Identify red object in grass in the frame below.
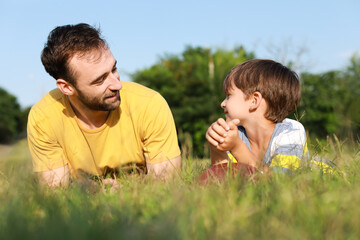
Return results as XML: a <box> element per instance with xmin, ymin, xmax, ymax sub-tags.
<box><xmin>196</xmin><ymin>162</ymin><xmax>256</xmax><ymax>185</ymax></box>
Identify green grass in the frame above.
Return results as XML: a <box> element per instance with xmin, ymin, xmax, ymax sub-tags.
<box><xmin>0</xmin><ymin>138</ymin><xmax>359</xmax><ymax>239</ymax></box>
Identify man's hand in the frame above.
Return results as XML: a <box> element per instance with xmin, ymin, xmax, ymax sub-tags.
<box><xmin>102</xmin><ymin>178</ymin><xmax>120</xmax><ymax>194</ymax></box>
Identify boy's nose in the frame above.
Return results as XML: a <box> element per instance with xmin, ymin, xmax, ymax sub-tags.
<box><xmin>220</xmin><ymin>99</ymin><xmax>226</xmax><ymax>109</ymax></box>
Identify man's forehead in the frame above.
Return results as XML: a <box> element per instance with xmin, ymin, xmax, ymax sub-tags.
<box><xmin>72</xmin><ymin>47</ymin><xmax>111</xmax><ymax>64</ymax></box>
<box><xmin>67</xmin><ymin>47</ymin><xmax>114</xmax><ymax>81</ymax></box>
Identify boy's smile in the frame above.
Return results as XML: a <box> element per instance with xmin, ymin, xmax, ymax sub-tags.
<box><xmin>221</xmin><ymin>83</ymin><xmax>251</xmax><ymax>122</ymax></box>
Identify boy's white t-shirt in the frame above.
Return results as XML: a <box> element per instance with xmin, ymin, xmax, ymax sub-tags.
<box><xmin>230</xmin><ymin>118</ymin><xmax>308</xmax><ymax>173</ymax></box>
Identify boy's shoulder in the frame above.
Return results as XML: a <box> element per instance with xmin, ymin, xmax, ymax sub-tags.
<box><xmin>272</xmin><ymin>118</ymin><xmax>306</xmax><ymax>145</ymax></box>
<box><xmin>278</xmin><ymin>118</ymin><xmax>305</xmax><ymax>131</ymax></box>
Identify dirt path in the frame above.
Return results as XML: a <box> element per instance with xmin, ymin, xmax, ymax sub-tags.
<box><xmin>0</xmin><ymin>144</ymin><xmax>14</xmax><ymax>160</ymax></box>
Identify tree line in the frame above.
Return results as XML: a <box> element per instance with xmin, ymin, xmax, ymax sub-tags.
<box><xmin>1</xmin><ymin>46</ymin><xmax>359</xmax><ymax>158</ymax></box>
<box><xmin>0</xmin><ymin>88</ymin><xmax>30</xmax><ymax>143</ymax></box>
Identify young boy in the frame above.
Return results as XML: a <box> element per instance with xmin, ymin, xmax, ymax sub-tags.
<box><xmin>206</xmin><ymin>59</ymin><xmax>307</xmax><ymax>173</ymax></box>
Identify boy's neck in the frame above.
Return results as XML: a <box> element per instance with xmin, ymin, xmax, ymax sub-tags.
<box><xmin>243</xmin><ymin>118</ymin><xmax>276</xmax><ymax>159</ymax></box>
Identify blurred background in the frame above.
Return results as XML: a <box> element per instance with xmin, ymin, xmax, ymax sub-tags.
<box><xmin>0</xmin><ymin>0</ymin><xmax>359</xmax><ymax>156</ymax></box>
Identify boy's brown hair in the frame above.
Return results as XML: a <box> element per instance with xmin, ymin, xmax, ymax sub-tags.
<box><xmin>223</xmin><ymin>59</ymin><xmax>301</xmax><ymax>123</ymax></box>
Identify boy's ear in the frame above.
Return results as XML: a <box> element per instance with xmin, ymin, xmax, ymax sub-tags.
<box><xmin>249</xmin><ymin>91</ymin><xmax>263</xmax><ymax>111</ymax></box>
<box><xmin>56</xmin><ymin>79</ymin><xmax>76</xmax><ymax>96</ymax></box>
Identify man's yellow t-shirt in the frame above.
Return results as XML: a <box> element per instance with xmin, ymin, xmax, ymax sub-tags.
<box><xmin>27</xmin><ymin>81</ymin><xmax>181</xmax><ymax>177</ymax></box>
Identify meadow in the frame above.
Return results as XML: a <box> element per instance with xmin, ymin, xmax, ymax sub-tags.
<box><xmin>0</xmin><ymin>137</ymin><xmax>359</xmax><ymax>240</ymax></box>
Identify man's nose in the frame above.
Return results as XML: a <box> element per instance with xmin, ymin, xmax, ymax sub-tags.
<box><xmin>109</xmin><ymin>73</ymin><xmax>122</xmax><ymax>91</ymax></box>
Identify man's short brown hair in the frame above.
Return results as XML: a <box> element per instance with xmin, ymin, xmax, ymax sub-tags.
<box><xmin>41</xmin><ymin>23</ymin><xmax>108</xmax><ymax>86</ymax></box>
<box><xmin>223</xmin><ymin>59</ymin><xmax>301</xmax><ymax>123</ymax></box>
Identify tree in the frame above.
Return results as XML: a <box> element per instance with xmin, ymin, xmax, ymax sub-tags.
<box><xmin>341</xmin><ymin>53</ymin><xmax>360</xmax><ymax>139</ymax></box>
<box><xmin>0</xmin><ymin>88</ymin><xmax>22</xmax><ymax>143</ymax></box>
<box><xmin>298</xmin><ymin>54</ymin><xmax>360</xmax><ymax>140</ymax></box>
<box><xmin>132</xmin><ymin>46</ymin><xmax>254</xmax><ymax>157</ymax></box>
<box><xmin>298</xmin><ymin>71</ymin><xmax>343</xmax><ymax>138</ymax></box>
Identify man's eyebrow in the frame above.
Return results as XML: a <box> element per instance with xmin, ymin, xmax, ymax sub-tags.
<box><xmin>90</xmin><ymin>60</ymin><xmax>117</xmax><ymax>85</ymax></box>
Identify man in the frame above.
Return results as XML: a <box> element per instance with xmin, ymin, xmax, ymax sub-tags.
<box><xmin>27</xmin><ymin>23</ymin><xmax>181</xmax><ymax>187</ymax></box>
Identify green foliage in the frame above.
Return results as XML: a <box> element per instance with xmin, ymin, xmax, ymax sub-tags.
<box><xmin>17</xmin><ymin>106</ymin><xmax>31</xmax><ymax>136</ymax></box>
<box><xmin>132</xmin><ymin>46</ymin><xmax>254</xmax><ymax>157</ymax></box>
<box><xmin>0</xmin><ymin>88</ymin><xmax>22</xmax><ymax>143</ymax></box>
<box><xmin>1</xmin><ymin>139</ymin><xmax>360</xmax><ymax>239</ymax></box>
<box><xmin>0</xmin><ymin>88</ymin><xmax>31</xmax><ymax>143</ymax></box>
<box><xmin>343</xmin><ymin>53</ymin><xmax>360</xmax><ymax>138</ymax></box>
<box><xmin>298</xmin><ymin>71</ymin><xmax>342</xmax><ymax>137</ymax></box>
<box><xmin>298</xmin><ymin>53</ymin><xmax>360</xmax><ymax>139</ymax></box>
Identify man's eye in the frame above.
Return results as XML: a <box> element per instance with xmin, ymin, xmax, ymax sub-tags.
<box><xmin>96</xmin><ymin>77</ymin><xmax>106</xmax><ymax>84</ymax></box>
<box><xmin>112</xmin><ymin>67</ymin><xmax>117</xmax><ymax>73</ymax></box>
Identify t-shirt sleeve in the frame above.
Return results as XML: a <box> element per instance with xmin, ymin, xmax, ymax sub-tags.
<box><xmin>140</xmin><ymin>93</ymin><xmax>181</xmax><ymax>164</ymax></box>
<box><xmin>27</xmin><ymin>107</ymin><xmax>68</xmax><ymax>172</ymax></box>
<box><xmin>268</xmin><ymin>121</ymin><xmax>307</xmax><ymax>172</ymax></box>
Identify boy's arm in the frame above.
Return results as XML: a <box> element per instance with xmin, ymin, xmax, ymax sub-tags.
<box><xmin>209</xmin><ymin>144</ymin><xmax>229</xmax><ymax>165</ymax></box>
<box><xmin>225</xmin><ymin>137</ymin><xmax>258</xmax><ymax>167</ymax></box>
<box><xmin>206</xmin><ymin>118</ymin><xmax>230</xmax><ymax>165</ymax></box>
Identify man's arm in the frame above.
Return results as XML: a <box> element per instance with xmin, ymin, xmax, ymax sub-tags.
<box><xmin>140</xmin><ymin>93</ymin><xmax>181</xmax><ymax>180</ymax></box>
<box><xmin>37</xmin><ymin>165</ymin><xmax>70</xmax><ymax>187</ymax></box>
<box><xmin>146</xmin><ymin>155</ymin><xmax>181</xmax><ymax>180</ymax></box>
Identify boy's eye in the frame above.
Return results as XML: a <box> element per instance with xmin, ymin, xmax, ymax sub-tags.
<box><xmin>112</xmin><ymin>67</ymin><xmax>117</xmax><ymax>73</ymax></box>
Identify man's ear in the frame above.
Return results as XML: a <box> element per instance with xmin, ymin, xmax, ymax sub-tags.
<box><xmin>56</xmin><ymin>79</ymin><xmax>75</xmax><ymax>96</ymax></box>
<box><xmin>249</xmin><ymin>91</ymin><xmax>263</xmax><ymax>111</ymax></box>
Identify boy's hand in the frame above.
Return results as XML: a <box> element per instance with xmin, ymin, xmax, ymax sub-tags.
<box><xmin>206</xmin><ymin>118</ymin><xmax>240</xmax><ymax>152</ymax></box>
<box><xmin>217</xmin><ymin>119</ymin><xmax>240</xmax><ymax>152</ymax></box>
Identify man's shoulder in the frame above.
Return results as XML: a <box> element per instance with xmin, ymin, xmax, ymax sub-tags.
<box><xmin>32</xmin><ymin>88</ymin><xmax>64</xmax><ymax>108</ymax></box>
<box><xmin>122</xmin><ymin>81</ymin><xmax>159</xmax><ymax>98</ymax></box>
<box><xmin>120</xmin><ymin>81</ymin><xmax>167</xmax><ymax>111</ymax></box>
<box><xmin>30</xmin><ymin>88</ymin><xmax>66</xmax><ymax>119</ymax></box>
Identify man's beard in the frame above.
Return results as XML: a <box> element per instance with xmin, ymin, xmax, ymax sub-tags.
<box><xmin>76</xmin><ymin>89</ymin><xmax>121</xmax><ymax>111</ymax></box>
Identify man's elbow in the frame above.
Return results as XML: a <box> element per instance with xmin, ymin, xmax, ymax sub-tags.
<box><xmin>36</xmin><ymin>165</ymin><xmax>70</xmax><ymax>187</ymax></box>
<box><xmin>147</xmin><ymin>155</ymin><xmax>181</xmax><ymax>180</ymax></box>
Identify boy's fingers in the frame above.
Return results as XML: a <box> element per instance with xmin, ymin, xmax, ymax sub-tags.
<box><xmin>207</xmin><ymin>128</ymin><xmax>224</xmax><ymax>143</ymax></box>
<box><xmin>231</xmin><ymin>119</ymin><xmax>240</xmax><ymax>126</ymax></box>
<box><xmin>216</xmin><ymin>118</ymin><xmax>230</xmax><ymax>131</ymax></box>
<box><xmin>206</xmin><ymin>131</ymin><xmax>221</xmax><ymax>146</ymax></box>
<box><xmin>211</xmin><ymin>122</ymin><xmax>228</xmax><ymax>137</ymax></box>
<box><xmin>227</xmin><ymin>119</ymin><xmax>240</xmax><ymax>130</ymax></box>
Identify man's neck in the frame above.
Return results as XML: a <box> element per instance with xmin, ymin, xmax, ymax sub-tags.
<box><xmin>68</xmin><ymin>97</ymin><xmax>110</xmax><ymax>129</ymax></box>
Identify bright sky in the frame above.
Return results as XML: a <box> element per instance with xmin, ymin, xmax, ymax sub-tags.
<box><xmin>0</xmin><ymin>0</ymin><xmax>359</xmax><ymax>108</ymax></box>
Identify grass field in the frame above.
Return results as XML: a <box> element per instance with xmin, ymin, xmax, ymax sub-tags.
<box><xmin>0</xmin><ymin>137</ymin><xmax>359</xmax><ymax>240</ymax></box>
